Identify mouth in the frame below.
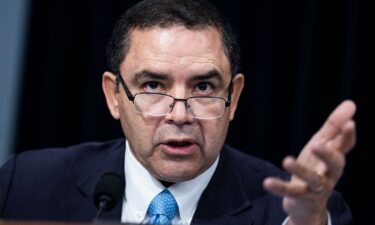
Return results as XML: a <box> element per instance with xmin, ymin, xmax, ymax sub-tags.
<box><xmin>167</xmin><ymin>141</ymin><xmax>193</xmax><ymax>147</ymax></box>
<box><xmin>160</xmin><ymin>139</ymin><xmax>198</xmax><ymax>156</ymax></box>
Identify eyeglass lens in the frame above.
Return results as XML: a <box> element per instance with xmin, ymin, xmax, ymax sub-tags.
<box><xmin>133</xmin><ymin>93</ymin><xmax>225</xmax><ymax>119</ymax></box>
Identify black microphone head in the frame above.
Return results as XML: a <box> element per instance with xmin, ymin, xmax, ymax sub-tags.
<box><xmin>94</xmin><ymin>173</ymin><xmax>125</xmax><ymax>211</ymax></box>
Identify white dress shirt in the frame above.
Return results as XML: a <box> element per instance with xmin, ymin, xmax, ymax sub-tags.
<box><xmin>121</xmin><ymin>140</ymin><xmax>218</xmax><ymax>224</ymax></box>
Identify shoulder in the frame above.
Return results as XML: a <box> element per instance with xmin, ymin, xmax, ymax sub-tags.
<box><xmin>221</xmin><ymin>144</ymin><xmax>288</xmax><ymax>179</ymax></box>
<box><xmin>0</xmin><ymin>138</ymin><xmax>125</xmax><ymax>180</ymax></box>
<box><xmin>209</xmin><ymin>144</ymin><xmax>289</xmax><ymax>202</ymax></box>
<box><xmin>0</xmin><ymin>139</ymin><xmax>126</xmax><ymax>219</ymax></box>
<box><xmin>198</xmin><ymin>144</ymin><xmax>288</xmax><ymax>222</ymax></box>
<box><xmin>217</xmin><ymin>144</ymin><xmax>289</xmax><ymax>202</ymax></box>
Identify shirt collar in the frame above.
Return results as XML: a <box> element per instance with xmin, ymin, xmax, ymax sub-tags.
<box><xmin>124</xmin><ymin>140</ymin><xmax>219</xmax><ymax>224</ymax></box>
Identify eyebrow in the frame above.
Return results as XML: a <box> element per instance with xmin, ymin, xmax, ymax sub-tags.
<box><xmin>132</xmin><ymin>69</ymin><xmax>224</xmax><ymax>84</ymax></box>
<box><xmin>189</xmin><ymin>70</ymin><xmax>223</xmax><ymax>83</ymax></box>
<box><xmin>134</xmin><ymin>70</ymin><xmax>169</xmax><ymax>83</ymax></box>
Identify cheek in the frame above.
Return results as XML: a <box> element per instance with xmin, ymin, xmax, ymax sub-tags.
<box><xmin>119</xmin><ymin>103</ymin><xmax>161</xmax><ymax>156</ymax></box>
<box><xmin>200</xmin><ymin>116</ymin><xmax>230</xmax><ymax>155</ymax></box>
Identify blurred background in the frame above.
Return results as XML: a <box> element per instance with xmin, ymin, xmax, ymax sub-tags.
<box><xmin>0</xmin><ymin>0</ymin><xmax>373</xmax><ymax>223</ymax></box>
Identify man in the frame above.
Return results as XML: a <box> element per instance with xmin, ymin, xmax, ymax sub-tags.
<box><xmin>0</xmin><ymin>0</ymin><xmax>355</xmax><ymax>224</ymax></box>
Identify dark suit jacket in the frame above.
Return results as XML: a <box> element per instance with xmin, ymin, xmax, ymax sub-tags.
<box><xmin>0</xmin><ymin>139</ymin><xmax>352</xmax><ymax>224</ymax></box>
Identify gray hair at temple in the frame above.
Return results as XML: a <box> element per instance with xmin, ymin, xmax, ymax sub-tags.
<box><xmin>106</xmin><ymin>0</ymin><xmax>241</xmax><ymax>76</ymax></box>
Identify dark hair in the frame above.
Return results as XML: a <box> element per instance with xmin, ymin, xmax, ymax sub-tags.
<box><xmin>106</xmin><ymin>0</ymin><xmax>240</xmax><ymax>75</ymax></box>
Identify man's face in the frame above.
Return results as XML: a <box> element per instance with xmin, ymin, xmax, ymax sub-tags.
<box><xmin>103</xmin><ymin>26</ymin><xmax>244</xmax><ymax>183</ymax></box>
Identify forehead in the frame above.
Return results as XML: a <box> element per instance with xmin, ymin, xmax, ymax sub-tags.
<box><xmin>120</xmin><ymin>26</ymin><xmax>231</xmax><ymax>81</ymax></box>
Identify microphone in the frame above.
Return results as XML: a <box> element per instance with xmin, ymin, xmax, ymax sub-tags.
<box><xmin>93</xmin><ymin>173</ymin><xmax>125</xmax><ymax>221</ymax></box>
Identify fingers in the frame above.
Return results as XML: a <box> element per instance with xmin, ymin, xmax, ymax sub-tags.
<box><xmin>264</xmin><ymin>145</ymin><xmax>341</xmax><ymax>198</ymax></box>
<box><xmin>264</xmin><ymin>158</ymin><xmax>322</xmax><ymax>197</ymax></box>
<box><xmin>296</xmin><ymin>101</ymin><xmax>356</xmax><ymax>168</ymax></box>
<box><xmin>314</xmin><ymin>120</ymin><xmax>356</xmax><ymax>157</ymax></box>
<box><xmin>263</xmin><ymin>172</ymin><xmax>326</xmax><ymax>198</ymax></box>
<box><xmin>282</xmin><ymin>156</ymin><xmax>327</xmax><ymax>193</ymax></box>
<box><xmin>313</xmin><ymin>100</ymin><xmax>356</xmax><ymax>143</ymax></box>
<box><xmin>263</xmin><ymin>176</ymin><xmax>308</xmax><ymax>197</ymax></box>
<box><xmin>312</xmin><ymin>171</ymin><xmax>326</xmax><ymax>193</ymax></box>
<box><xmin>313</xmin><ymin>148</ymin><xmax>342</xmax><ymax>178</ymax></box>
<box><xmin>310</xmin><ymin>120</ymin><xmax>356</xmax><ymax>179</ymax></box>
<box><xmin>264</xmin><ymin>139</ymin><xmax>348</xmax><ymax>199</ymax></box>
<box><xmin>328</xmin><ymin>120</ymin><xmax>356</xmax><ymax>154</ymax></box>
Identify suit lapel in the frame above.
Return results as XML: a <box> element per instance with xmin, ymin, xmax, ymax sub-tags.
<box><xmin>192</xmin><ymin>145</ymin><xmax>253</xmax><ymax>225</ymax></box>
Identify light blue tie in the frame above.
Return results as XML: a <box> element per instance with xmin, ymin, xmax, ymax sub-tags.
<box><xmin>146</xmin><ymin>189</ymin><xmax>178</xmax><ymax>225</ymax></box>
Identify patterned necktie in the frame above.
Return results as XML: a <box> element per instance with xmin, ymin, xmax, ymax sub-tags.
<box><xmin>146</xmin><ymin>189</ymin><xmax>178</xmax><ymax>225</ymax></box>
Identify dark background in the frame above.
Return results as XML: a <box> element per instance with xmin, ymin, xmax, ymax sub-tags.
<box><xmin>13</xmin><ymin>0</ymin><xmax>373</xmax><ymax>224</ymax></box>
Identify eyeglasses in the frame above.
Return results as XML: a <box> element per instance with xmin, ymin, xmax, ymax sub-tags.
<box><xmin>116</xmin><ymin>73</ymin><xmax>233</xmax><ymax>120</ymax></box>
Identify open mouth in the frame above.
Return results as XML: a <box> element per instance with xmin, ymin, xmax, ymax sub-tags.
<box><xmin>162</xmin><ymin>140</ymin><xmax>197</xmax><ymax>155</ymax></box>
<box><xmin>167</xmin><ymin>141</ymin><xmax>193</xmax><ymax>147</ymax></box>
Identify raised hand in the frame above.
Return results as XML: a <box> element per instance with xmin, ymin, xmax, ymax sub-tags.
<box><xmin>263</xmin><ymin>100</ymin><xmax>356</xmax><ymax>225</ymax></box>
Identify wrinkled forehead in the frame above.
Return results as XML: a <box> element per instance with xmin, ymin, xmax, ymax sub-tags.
<box><xmin>121</xmin><ymin>26</ymin><xmax>232</xmax><ymax>82</ymax></box>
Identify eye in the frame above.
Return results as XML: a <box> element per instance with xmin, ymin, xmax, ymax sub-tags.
<box><xmin>143</xmin><ymin>81</ymin><xmax>163</xmax><ymax>92</ymax></box>
<box><xmin>194</xmin><ymin>82</ymin><xmax>214</xmax><ymax>94</ymax></box>
<box><xmin>147</xmin><ymin>81</ymin><xmax>159</xmax><ymax>89</ymax></box>
<box><xmin>197</xmin><ymin>83</ymin><xmax>209</xmax><ymax>91</ymax></box>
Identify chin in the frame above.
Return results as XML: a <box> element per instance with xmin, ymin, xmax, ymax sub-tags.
<box><xmin>159</xmin><ymin>175</ymin><xmax>195</xmax><ymax>183</ymax></box>
<box><xmin>157</xmin><ymin>164</ymin><xmax>203</xmax><ymax>183</ymax></box>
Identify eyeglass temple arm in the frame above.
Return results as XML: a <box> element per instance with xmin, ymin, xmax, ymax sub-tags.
<box><xmin>225</xmin><ymin>81</ymin><xmax>233</xmax><ymax>107</ymax></box>
<box><xmin>116</xmin><ymin>72</ymin><xmax>135</xmax><ymax>101</ymax></box>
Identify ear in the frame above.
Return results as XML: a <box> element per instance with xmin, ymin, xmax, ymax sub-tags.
<box><xmin>229</xmin><ymin>73</ymin><xmax>245</xmax><ymax>120</ymax></box>
<box><xmin>102</xmin><ymin>71</ymin><xmax>120</xmax><ymax>120</ymax></box>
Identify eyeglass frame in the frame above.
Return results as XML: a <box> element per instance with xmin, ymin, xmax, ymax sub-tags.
<box><xmin>115</xmin><ymin>71</ymin><xmax>233</xmax><ymax>118</ymax></box>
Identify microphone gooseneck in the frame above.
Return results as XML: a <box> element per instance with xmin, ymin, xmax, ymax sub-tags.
<box><xmin>93</xmin><ymin>173</ymin><xmax>125</xmax><ymax>221</ymax></box>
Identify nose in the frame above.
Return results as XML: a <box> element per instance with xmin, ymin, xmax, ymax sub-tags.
<box><xmin>164</xmin><ymin>99</ymin><xmax>194</xmax><ymax>125</ymax></box>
